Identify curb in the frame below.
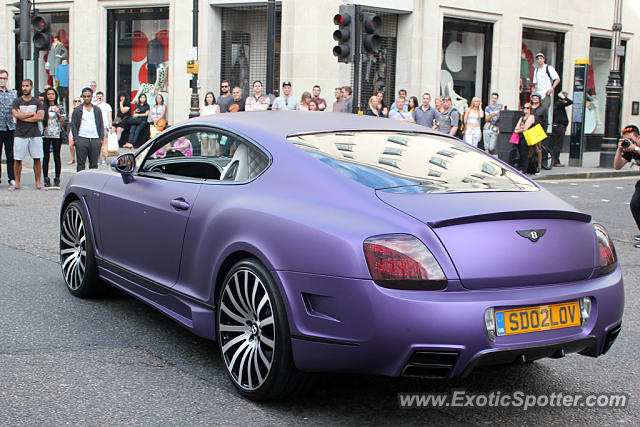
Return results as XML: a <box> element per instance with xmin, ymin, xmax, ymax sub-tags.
<box><xmin>533</xmin><ymin>170</ymin><xmax>639</xmax><ymax>181</ymax></box>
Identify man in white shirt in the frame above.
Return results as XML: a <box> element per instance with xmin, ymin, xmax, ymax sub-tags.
<box><xmin>95</xmin><ymin>91</ymin><xmax>112</xmax><ymax>165</ymax></box>
<box><xmin>272</xmin><ymin>81</ymin><xmax>300</xmax><ymax>110</ymax></box>
<box><xmin>71</xmin><ymin>87</ymin><xmax>104</xmax><ymax>171</ymax></box>
<box><xmin>532</xmin><ymin>53</ymin><xmax>560</xmax><ymax>109</ymax></box>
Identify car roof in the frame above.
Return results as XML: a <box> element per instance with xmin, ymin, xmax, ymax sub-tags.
<box><xmin>185</xmin><ymin>111</ymin><xmax>447</xmax><ymax>148</ymax></box>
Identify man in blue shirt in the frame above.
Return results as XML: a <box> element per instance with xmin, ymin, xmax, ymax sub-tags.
<box><xmin>413</xmin><ymin>93</ymin><xmax>439</xmax><ymax>128</ymax></box>
<box><xmin>390</xmin><ymin>88</ymin><xmax>408</xmax><ymax>113</ymax></box>
<box><xmin>0</xmin><ymin>69</ymin><xmax>16</xmax><ymax>186</ymax></box>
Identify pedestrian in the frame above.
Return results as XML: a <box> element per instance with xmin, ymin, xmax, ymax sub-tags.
<box><xmin>114</xmin><ymin>92</ymin><xmax>131</xmax><ymax>148</ymax></box>
<box><xmin>218</xmin><ymin>80</ymin><xmax>233</xmax><ymax>113</ymax></box>
<box><xmin>463</xmin><ymin>97</ymin><xmax>483</xmax><ymax>148</ymax></box>
<box><xmin>129</xmin><ymin>93</ymin><xmax>150</xmax><ymax>147</ymax></box>
<box><xmin>408</xmin><ymin>96</ymin><xmax>419</xmax><ymax>115</ymax></box>
<box><xmin>244</xmin><ymin>80</ymin><xmax>270</xmax><ymax>111</ymax></box>
<box><xmin>365</xmin><ymin>95</ymin><xmax>382</xmax><ymax>117</ymax></box>
<box><xmin>551</xmin><ymin>91</ymin><xmax>572</xmax><ymax>167</ymax></box>
<box><xmin>89</xmin><ymin>81</ymin><xmax>99</xmax><ymax>104</ymax></box>
<box><xmin>513</xmin><ymin>103</ymin><xmax>536</xmax><ymax>175</ymax></box>
<box><xmin>299</xmin><ymin>91</ymin><xmax>312</xmax><ymax>111</ymax></box>
<box><xmin>0</xmin><ymin>69</ymin><xmax>17</xmax><ymax>187</ymax></box>
<box><xmin>389</xmin><ymin>97</ymin><xmax>414</xmax><ymax>122</ymax></box>
<box><xmin>483</xmin><ymin>92</ymin><xmax>503</xmax><ymax>155</ymax></box>
<box><xmin>437</xmin><ymin>96</ymin><xmax>459</xmax><ymax>137</ymax></box>
<box><xmin>67</xmin><ymin>97</ymin><xmax>82</xmax><ymax>163</ymax></box>
<box><xmin>375</xmin><ymin>91</ymin><xmax>388</xmax><ymax>117</ymax></box>
<box><xmin>341</xmin><ymin>86</ymin><xmax>353</xmax><ymax>113</ymax></box>
<box><xmin>228</xmin><ymin>87</ymin><xmax>245</xmax><ymax>112</ymax></box>
<box><xmin>311</xmin><ymin>85</ymin><xmax>327</xmax><ymax>111</ymax></box>
<box><xmin>434</xmin><ymin>97</ymin><xmax>443</xmax><ymax>113</ymax></box>
<box><xmin>332</xmin><ymin>87</ymin><xmax>344</xmax><ymax>112</ymax></box>
<box><xmin>71</xmin><ymin>87</ymin><xmax>104</xmax><ymax>171</ymax></box>
<box><xmin>42</xmin><ymin>87</ymin><xmax>65</xmax><ymax>188</ymax></box>
<box><xmin>201</xmin><ymin>91</ymin><xmax>220</xmax><ymax>156</ymax></box>
<box><xmin>95</xmin><ymin>91</ymin><xmax>112</xmax><ymax>165</ymax></box>
<box><xmin>532</xmin><ymin>53</ymin><xmax>560</xmax><ymax>110</ymax></box>
<box><xmin>272</xmin><ymin>81</ymin><xmax>300</xmax><ymax>110</ymax></box>
<box><xmin>413</xmin><ymin>93</ymin><xmax>438</xmax><ymax>129</ymax></box>
<box><xmin>530</xmin><ymin>93</ymin><xmax>547</xmax><ymax>174</ymax></box>
<box><xmin>308</xmin><ymin>99</ymin><xmax>319</xmax><ymax>111</ymax></box>
<box><xmin>10</xmin><ymin>79</ymin><xmax>45</xmax><ymax>191</ymax></box>
<box><xmin>613</xmin><ymin>125</ymin><xmax>640</xmax><ymax>248</ymax></box>
<box><xmin>390</xmin><ymin>89</ymin><xmax>408</xmax><ymax>112</ymax></box>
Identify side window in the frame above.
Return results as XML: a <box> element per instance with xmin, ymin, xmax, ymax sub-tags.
<box><xmin>220</xmin><ymin>139</ymin><xmax>270</xmax><ymax>182</ymax></box>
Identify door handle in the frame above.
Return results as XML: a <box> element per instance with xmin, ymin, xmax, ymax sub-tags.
<box><xmin>170</xmin><ymin>198</ymin><xmax>190</xmax><ymax>210</ymax></box>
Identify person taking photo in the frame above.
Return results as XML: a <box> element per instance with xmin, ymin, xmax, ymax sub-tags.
<box><xmin>614</xmin><ymin>125</ymin><xmax>640</xmax><ymax>248</ymax></box>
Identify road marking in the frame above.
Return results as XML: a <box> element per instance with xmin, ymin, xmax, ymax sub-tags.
<box><xmin>616</xmin><ymin>187</ymin><xmax>624</xmax><ymax>189</ymax></box>
<box><xmin>593</xmin><ymin>184</ymin><xmax>600</xmax><ymax>188</ymax></box>
<box><xmin>571</xmin><ymin>195</ymin><xmax>579</xmax><ymax>198</ymax></box>
<box><xmin>570</xmin><ymin>183</ymin><xmax>578</xmax><ymax>186</ymax></box>
<box><xmin>601</xmin><ymin>199</ymin><xmax>610</xmax><ymax>202</ymax></box>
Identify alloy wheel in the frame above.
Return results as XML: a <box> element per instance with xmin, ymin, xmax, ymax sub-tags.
<box><xmin>219</xmin><ymin>268</ymin><xmax>275</xmax><ymax>391</ymax></box>
<box><xmin>60</xmin><ymin>205</ymin><xmax>87</xmax><ymax>291</ymax></box>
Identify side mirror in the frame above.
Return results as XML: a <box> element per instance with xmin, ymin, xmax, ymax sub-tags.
<box><xmin>111</xmin><ymin>153</ymin><xmax>136</xmax><ymax>184</ymax></box>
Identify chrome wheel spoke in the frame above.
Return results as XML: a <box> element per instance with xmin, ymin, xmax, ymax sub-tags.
<box><xmin>60</xmin><ymin>206</ymin><xmax>86</xmax><ymax>290</ymax></box>
<box><xmin>60</xmin><ymin>234</ymin><xmax>75</xmax><ymax>248</ymax></box>
<box><xmin>60</xmin><ymin>248</ymin><xmax>76</xmax><ymax>256</ymax></box>
<box><xmin>219</xmin><ymin>267</ymin><xmax>276</xmax><ymax>391</ymax></box>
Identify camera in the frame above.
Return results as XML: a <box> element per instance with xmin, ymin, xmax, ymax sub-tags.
<box><xmin>622</xmin><ymin>138</ymin><xmax>634</xmax><ymax>149</ymax></box>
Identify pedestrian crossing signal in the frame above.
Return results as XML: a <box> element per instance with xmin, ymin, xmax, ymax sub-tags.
<box><xmin>32</xmin><ymin>13</ymin><xmax>51</xmax><ymax>51</ymax></box>
<box><xmin>333</xmin><ymin>4</ymin><xmax>356</xmax><ymax>63</ymax></box>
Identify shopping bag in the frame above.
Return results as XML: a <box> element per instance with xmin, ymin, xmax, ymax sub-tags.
<box><xmin>107</xmin><ymin>131</ymin><xmax>120</xmax><ymax>156</ymax></box>
<box><xmin>509</xmin><ymin>132</ymin><xmax>519</xmax><ymax>144</ymax></box>
<box><xmin>149</xmin><ymin>124</ymin><xmax>158</xmax><ymax>139</ymax></box>
<box><xmin>523</xmin><ymin>123</ymin><xmax>547</xmax><ymax>146</ymax></box>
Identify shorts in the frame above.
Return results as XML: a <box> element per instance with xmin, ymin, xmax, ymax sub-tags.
<box><xmin>13</xmin><ymin>136</ymin><xmax>44</xmax><ymax>160</ymax></box>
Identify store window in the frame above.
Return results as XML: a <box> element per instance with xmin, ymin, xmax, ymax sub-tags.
<box><xmin>587</xmin><ymin>37</ymin><xmax>626</xmax><ymax>135</ymax></box>
<box><xmin>441</xmin><ymin>18</ymin><xmax>493</xmax><ymax>110</ymax></box>
<box><xmin>521</xmin><ymin>28</ymin><xmax>565</xmax><ymax>108</ymax></box>
<box><xmin>220</xmin><ymin>6</ymin><xmax>282</xmax><ymax>99</ymax></box>
<box><xmin>14</xmin><ymin>12</ymin><xmax>69</xmax><ymax>112</ymax></box>
<box><xmin>107</xmin><ymin>8</ymin><xmax>169</xmax><ymax>114</ymax></box>
<box><xmin>358</xmin><ymin>10</ymin><xmax>398</xmax><ymax>113</ymax></box>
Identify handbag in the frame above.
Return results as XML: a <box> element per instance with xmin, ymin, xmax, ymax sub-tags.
<box><xmin>107</xmin><ymin>131</ymin><xmax>120</xmax><ymax>155</ymax></box>
<box><xmin>509</xmin><ymin>132</ymin><xmax>520</xmax><ymax>144</ymax></box>
<box><xmin>149</xmin><ymin>124</ymin><xmax>158</xmax><ymax>139</ymax></box>
<box><xmin>523</xmin><ymin>123</ymin><xmax>547</xmax><ymax>146</ymax></box>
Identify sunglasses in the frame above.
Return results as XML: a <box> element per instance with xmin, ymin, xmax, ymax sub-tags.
<box><xmin>221</xmin><ymin>85</ymin><xmax>229</xmax><ymax>88</ymax></box>
<box><xmin>441</xmin><ymin>97</ymin><xmax>450</xmax><ymax>101</ymax></box>
<box><xmin>621</xmin><ymin>127</ymin><xmax>636</xmax><ymax>134</ymax></box>
<box><xmin>524</xmin><ymin>107</ymin><xmax>531</xmax><ymax>109</ymax></box>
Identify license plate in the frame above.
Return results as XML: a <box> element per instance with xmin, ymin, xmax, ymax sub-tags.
<box><xmin>495</xmin><ymin>301</ymin><xmax>581</xmax><ymax>336</ymax></box>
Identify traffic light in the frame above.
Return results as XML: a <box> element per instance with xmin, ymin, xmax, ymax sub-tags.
<box><xmin>32</xmin><ymin>12</ymin><xmax>51</xmax><ymax>51</ymax></box>
<box><xmin>332</xmin><ymin>4</ymin><xmax>356</xmax><ymax>63</ymax></box>
<box><xmin>361</xmin><ymin>12</ymin><xmax>381</xmax><ymax>55</ymax></box>
<box><xmin>12</xmin><ymin>0</ymin><xmax>31</xmax><ymax>60</ymax></box>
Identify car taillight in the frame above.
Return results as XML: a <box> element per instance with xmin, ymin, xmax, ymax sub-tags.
<box><xmin>363</xmin><ymin>234</ymin><xmax>447</xmax><ymax>290</ymax></box>
<box><xmin>594</xmin><ymin>224</ymin><xmax>617</xmax><ymax>275</ymax></box>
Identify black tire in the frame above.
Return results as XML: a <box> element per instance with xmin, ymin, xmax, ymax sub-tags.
<box><xmin>541</xmin><ymin>145</ymin><xmax>553</xmax><ymax>170</ymax></box>
<box><xmin>60</xmin><ymin>200</ymin><xmax>102</xmax><ymax>297</ymax></box>
<box><xmin>216</xmin><ymin>258</ymin><xmax>307</xmax><ymax>401</ymax></box>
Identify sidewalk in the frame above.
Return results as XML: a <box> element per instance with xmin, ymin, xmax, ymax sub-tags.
<box><xmin>531</xmin><ymin>151</ymin><xmax>638</xmax><ymax>181</ymax></box>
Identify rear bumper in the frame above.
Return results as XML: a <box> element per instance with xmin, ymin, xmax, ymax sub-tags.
<box><xmin>275</xmin><ymin>266</ymin><xmax>624</xmax><ymax>378</ymax></box>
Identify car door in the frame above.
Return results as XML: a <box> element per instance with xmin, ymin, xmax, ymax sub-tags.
<box><xmin>98</xmin><ymin>128</ymin><xmax>208</xmax><ymax>289</ymax></box>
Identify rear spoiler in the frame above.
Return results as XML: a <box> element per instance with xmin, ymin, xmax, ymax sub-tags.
<box><xmin>429</xmin><ymin>210</ymin><xmax>592</xmax><ymax>228</ymax></box>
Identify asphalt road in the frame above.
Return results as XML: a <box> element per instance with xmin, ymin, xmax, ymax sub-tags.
<box><xmin>0</xmin><ymin>162</ymin><xmax>638</xmax><ymax>425</ymax></box>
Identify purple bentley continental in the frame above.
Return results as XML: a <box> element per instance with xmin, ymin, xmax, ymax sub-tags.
<box><xmin>59</xmin><ymin>112</ymin><xmax>623</xmax><ymax>400</ymax></box>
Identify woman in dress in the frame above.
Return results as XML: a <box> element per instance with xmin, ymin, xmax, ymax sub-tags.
<box><xmin>129</xmin><ymin>93</ymin><xmax>150</xmax><ymax>148</ymax></box>
<box><xmin>463</xmin><ymin>96</ymin><xmax>483</xmax><ymax>147</ymax></box>
<box><xmin>365</xmin><ymin>96</ymin><xmax>382</xmax><ymax>117</ymax></box>
<box><xmin>150</xmin><ymin>94</ymin><xmax>166</xmax><ymax>129</ymax></box>
<box><xmin>201</xmin><ymin>92</ymin><xmax>220</xmax><ymax>156</ymax></box>
<box><xmin>513</xmin><ymin>103</ymin><xmax>536</xmax><ymax>175</ymax></box>
<box><xmin>300</xmin><ymin>91</ymin><xmax>312</xmax><ymax>110</ymax></box>
<box><xmin>115</xmin><ymin>92</ymin><xmax>132</xmax><ymax>148</ymax></box>
<box><xmin>42</xmin><ymin>87</ymin><xmax>65</xmax><ymax>187</ymax></box>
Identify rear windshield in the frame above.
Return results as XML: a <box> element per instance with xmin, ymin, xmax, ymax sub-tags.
<box><xmin>287</xmin><ymin>131</ymin><xmax>538</xmax><ymax>194</ymax></box>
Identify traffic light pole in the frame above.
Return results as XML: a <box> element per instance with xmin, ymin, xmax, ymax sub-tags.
<box><xmin>351</xmin><ymin>5</ymin><xmax>361</xmax><ymax>114</ymax></box>
<box><xmin>33</xmin><ymin>47</ymin><xmax>38</xmax><ymax>93</ymax></box>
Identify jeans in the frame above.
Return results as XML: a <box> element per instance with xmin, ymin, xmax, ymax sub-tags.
<box><xmin>482</xmin><ymin>128</ymin><xmax>498</xmax><ymax>152</ymax></box>
<box><xmin>130</xmin><ymin>121</ymin><xmax>148</xmax><ymax>147</ymax></box>
<box><xmin>551</xmin><ymin>124</ymin><xmax>566</xmax><ymax>164</ymax></box>
<box><xmin>43</xmin><ymin>137</ymin><xmax>62</xmax><ymax>179</ymax></box>
<box><xmin>75</xmin><ymin>137</ymin><xmax>101</xmax><ymax>171</ymax></box>
<box><xmin>0</xmin><ymin>129</ymin><xmax>14</xmax><ymax>182</ymax></box>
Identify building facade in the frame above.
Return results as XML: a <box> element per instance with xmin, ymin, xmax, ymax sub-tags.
<box><xmin>1</xmin><ymin>0</ymin><xmax>638</xmax><ymax>146</ymax></box>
